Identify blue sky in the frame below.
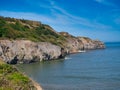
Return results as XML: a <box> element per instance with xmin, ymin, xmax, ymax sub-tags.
<box><xmin>0</xmin><ymin>0</ymin><xmax>120</xmax><ymax>42</ymax></box>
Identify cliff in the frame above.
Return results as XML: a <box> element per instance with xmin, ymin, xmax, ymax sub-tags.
<box><xmin>0</xmin><ymin>40</ymin><xmax>64</xmax><ymax>64</ymax></box>
<box><xmin>60</xmin><ymin>32</ymin><xmax>105</xmax><ymax>53</ymax></box>
<box><xmin>0</xmin><ymin>16</ymin><xmax>105</xmax><ymax>64</ymax></box>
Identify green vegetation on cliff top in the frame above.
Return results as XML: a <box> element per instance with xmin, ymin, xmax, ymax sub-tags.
<box><xmin>0</xmin><ymin>60</ymin><xmax>36</xmax><ymax>90</ymax></box>
<box><xmin>0</xmin><ymin>16</ymin><xmax>66</xmax><ymax>47</ymax></box>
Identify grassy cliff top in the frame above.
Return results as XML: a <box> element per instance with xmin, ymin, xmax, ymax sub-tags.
<box><xmin>0</xmin><ymin>16</ymin><xmax>100</xmax><ymax>48</ymax></box>
<box><xmin>0</xmin><ymin>59</ymin><xmax>36</xmax><ymax>90</ymax></box>
<box><xmin>0</xmin><ymin>16</ymin><xmax>66</xmax><ymax>47</ymax></box>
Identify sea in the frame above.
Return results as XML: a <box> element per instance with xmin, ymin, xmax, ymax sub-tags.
<box><xmin>17</xmin><ymin>42</ymin><xmax>120</xmax><ymax>90</ymax></box>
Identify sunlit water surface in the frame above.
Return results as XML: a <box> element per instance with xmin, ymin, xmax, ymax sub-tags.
<box><xmin>17</xmin><ymin>42</ymin><xmax>120</xmax><ymax>90</ymax></box>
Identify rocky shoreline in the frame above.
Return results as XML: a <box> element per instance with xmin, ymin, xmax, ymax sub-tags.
<box><xmin>0</xmin><ymin>37</ymin><xmax>105</xmax><ymax>64</ymax></box>
<box><xmin>30</xmin><ymin>78</ymin><xmax>43</xmax><ymax>90</ymax></box>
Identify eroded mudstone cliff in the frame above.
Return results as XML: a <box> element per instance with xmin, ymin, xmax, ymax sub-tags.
<box><xmin>0</xmin><ymin>40</ymin><xmax>64</xmax><ymax>64</ymax></box>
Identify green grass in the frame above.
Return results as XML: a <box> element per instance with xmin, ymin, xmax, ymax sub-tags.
<box><xmin>0</xmin><ymin>16</ymin><xmax>67</xmax><ymax>47</ymax></box>
<box><xmin>0</xmin><ymin>60</ymin><xmax>36</xmax><ymax>90</ymax></box>
<box><xmin>7</xmin><ymin>72</ymin><xmax>29</xmax><ymax>84</ymax></box>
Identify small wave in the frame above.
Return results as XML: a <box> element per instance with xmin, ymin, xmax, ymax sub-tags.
<box><xmin>65</xmin><ymin>57</ymin><xmax>71</xmax><ymax>60</ymax></box>
<box><xmin>78</xmin><ymin>50</ymin><xmax>86</xmax><ymax>53</ymax></box>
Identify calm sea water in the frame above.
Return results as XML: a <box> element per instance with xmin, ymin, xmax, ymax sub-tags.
<box><xmin>17</xmin><ymin>42</ymin><xmax>120</xmax><ymax>90</ymax></box>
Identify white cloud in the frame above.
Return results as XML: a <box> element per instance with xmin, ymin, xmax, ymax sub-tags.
<box><xmin>0</xmin><ymin>11</ymin><xmax>54</xmax><ymax>23</ymax></box>
<box><xmin>0</xmin><ymin>0</ymin><xmax>113</xmax><ymax>36</ymax></box>
<box><xmin>94</xmin><ymin>0</ymin><xmax>115</xmax><ymax>7</ymax></box>
<box><xmin>0</xmin><ymin>9</ymin><xmax>112</xmax><ymax>31</ymax></box>
<box><xmin>46</xmin><ymin>0</ymin><xmax>111</xmax><ymax>29</ymax></box>
<box><xmin>21</xmin><ymin>0</ymin><xmax>112</xmax><ymax>30</ymax></box>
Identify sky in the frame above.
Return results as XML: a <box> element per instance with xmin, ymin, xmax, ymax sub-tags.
<box><xmin>0</xmin><ymin>0</ymin><xmax>120</xmax><ymax>42</ymax></box>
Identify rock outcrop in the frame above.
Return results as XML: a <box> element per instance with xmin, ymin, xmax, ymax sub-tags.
<box><xmin>77</xmin><ymin>37</ymin><xmax>105</xmax><ymax>50</ymax></box>
<box><xmin>60</xmin><ymin>32</ymin><xmax>105</xmax><ymax>53</ymax></box>
<box><xmin>0</xmin><ymin>40</ymin><xmax>64</xmax><ymax>64</ymax></box>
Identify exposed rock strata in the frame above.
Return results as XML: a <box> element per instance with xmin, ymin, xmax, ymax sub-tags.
<box><xmin>60</xmin><ymin>32</ymin><xmax>105</xmax><ymax>53</ymax></box>
<box><xmin>0</xmin><ymin>37</ymin><xmax>105</xmax><ymax>64</ymax></box>
<box><xmin>0</xmin><ymin>40</ymin><xmax>64</xmax><ymax>64</ymax></box>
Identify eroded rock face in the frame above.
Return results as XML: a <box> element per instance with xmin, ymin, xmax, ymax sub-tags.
<box><xmin>0</xmin><ymin>37</ymin><xmax>105</xmax><ymax>64</ymax></box>
<box><xmin>66</xmin><ymin>37</ymin><xmax>105</xmax><ymax>53</ymax></box>
<box><xmin>60</xmin><ymin>32</ymin><xmax>105</xmax><ymax>53</ymax></box>
<box><xmin>0</xmin><ymin>40</ymin><xmax>62</xmax><ymax>64</ymax></box>
<box><xmin>77</xmin><ymin>37</ymin><xmax>105</xmax><ymax>50</ymax></box>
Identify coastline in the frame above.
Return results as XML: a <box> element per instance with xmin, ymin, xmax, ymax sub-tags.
<box><xmin>30</xmin><ymin>77</ymin><xmax>43</xmax><ymax>90</ymax></box>
<box><xmin>0</xmin><ymin>59</ymin><xmax>43</xmax><ymax>90</ymax></box>
<box><xmin>16</xmin><ymin>65</ymin><xmax>43</xmax><ymax>90</ymax></box>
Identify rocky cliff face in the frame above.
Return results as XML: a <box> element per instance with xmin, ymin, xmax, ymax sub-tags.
<box><xmin>0</xmin><ymin>40</ymin><xmax>64</xmax><ymax>64</ymax></box>
<box><xmin>77</xmin><ymin>37</ymin><xmax>105</xmax><ymax>50</ymax></box>
<box><xmin>60</xmin><ymin>32</ymin><xmax>105</xmax><ymax>53</ymax></box>
<box><xmin>0</xmin><ymin>37</ymin><xmax>105</xmax><ymax>64</ymax></box>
